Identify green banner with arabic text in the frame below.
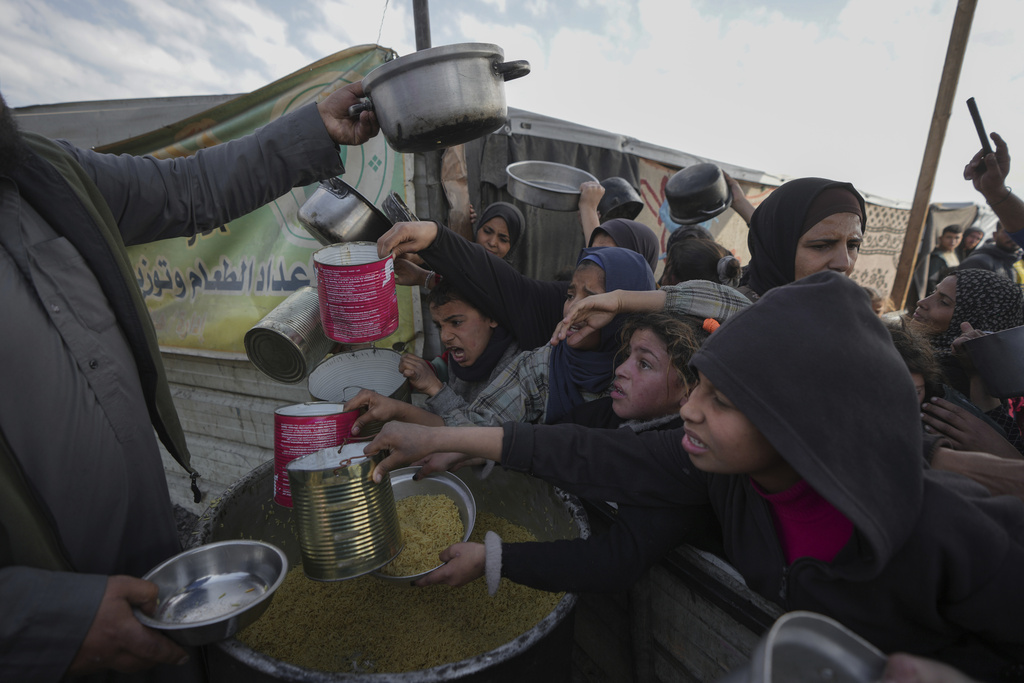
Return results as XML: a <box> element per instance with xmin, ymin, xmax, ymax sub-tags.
<box><xmin>100</xmin><ymin>45</ymin><xmax>414</xmax><ymax>356</ymax></box>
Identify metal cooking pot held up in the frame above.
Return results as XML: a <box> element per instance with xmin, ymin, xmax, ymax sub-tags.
<box><xmin>349</xmin><ymin>43</ymin><xmax>530</xmax><ymax>154</ymax></box>
<box><xmin>296</xmin><ymin>177</ymin><xmax>393</xmax><ymax>246</ymax></box>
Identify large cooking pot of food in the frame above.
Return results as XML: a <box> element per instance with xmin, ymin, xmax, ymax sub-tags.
<box><xmin>190</xmin><ymin>460</ymin><xmax>586</xmax><ymax>682</ymax></box>
<box><xmin>349</xmin><ymin>43</ymin><xmax>530</xmax><ymax>154</ymax></box>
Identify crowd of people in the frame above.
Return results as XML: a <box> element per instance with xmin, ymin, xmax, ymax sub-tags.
<box><xmin>4</xmin><ymin>74</ymin><xmax>1024</xmax><ymax>683</ymax></box>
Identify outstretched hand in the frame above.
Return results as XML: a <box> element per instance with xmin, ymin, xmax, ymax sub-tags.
<box><xmin>345</xmin><ymin>389</ymin><xmax>409</xmax><ymax>437</ymax></box>
<box><xmin>950</xmin><ymin>321</ymin><xmax>986</xmax><ymax>356</ymax></box>
<box><xmin>964</xmin><ymin>131</ymin><xmax>1010</xmax><ymax>199</ymax></box>
<box><xmin>393</xmin><ymin>258</ymin><xmax>431</xmax><ymax>288</ymax></box>
<box><xmin>69</xmin><ymin>576</ymin><xmax>188</xmax><ymax>676</ymax></box>
<box><xmin>399</xmin><ymin>354</ymin><xmax>444</xmax><ymax>396</ymax></box>
<box><xmin>317</xmin><ymin>81</ymin><xmax>380</xmax><ymax>147</ymax></box>
<box><xmin>882</xmin><ymin>653</ymin><xmax>979</xmax><ymax>683</ymax></box>
<box><xmin>921</xmin><ymin>397</ymin><xmax>1022</xmax><ymax>460</ymax></box>
<box><xmin>550</xmin><ymin>291</ymin><xmax>623</xmax><ymax>346</ymax></box>
<box><xmin>579</xmin><ymin>181</ymin><xmax>605</xmax><ymax>212</ymax></box>
<box><xmin>415</xmin><ymin>543</ymin><xmax>486</xmax><ymax>587</ymax></box>
<box><xmin>377</xmin><ymin>221</ymin><xmax>440</xmax><ymax>260</ymax></box>
<box><xmin>366</xmin><ymin>422</ymin><xmax>472</xmax><ymax>482</ymax></box>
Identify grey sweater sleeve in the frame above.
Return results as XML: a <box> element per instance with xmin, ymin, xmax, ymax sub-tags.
<box><xmin>59</xmin><ymin>102</ymin><xmax>345</xmax><ymax>246</ymax></box>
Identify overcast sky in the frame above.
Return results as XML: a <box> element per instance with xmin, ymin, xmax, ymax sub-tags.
<box><xmin>1</xmin><ymin>0</ymin><xmax>1020</xmax><ymax>204</ymax></box>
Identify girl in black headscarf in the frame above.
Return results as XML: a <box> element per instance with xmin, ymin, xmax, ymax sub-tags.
<box><xmin>473</xmin><ymin>201</ymin><xmax>524</xmax><ymax>260</ymax></box>
<box><xmin>589</xmin><ymin>218</ymin><xmax>660</xmax><ymax>273</ymax></box>
<box><xmin>740</xmin><ymin>177</ymin><xmax>866</xmax><ymax>300</ymax></box>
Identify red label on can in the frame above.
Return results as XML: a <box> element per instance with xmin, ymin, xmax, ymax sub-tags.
<box><xmin>273</xmin><ymin>403</ymin><xmax>358</xmax><ymax>507</ymax></box>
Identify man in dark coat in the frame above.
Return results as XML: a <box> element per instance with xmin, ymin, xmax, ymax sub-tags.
<box><xmin>959</xmin><ymin>221</ymin><xmax>1023</xmax><ymax>282</ymax></box>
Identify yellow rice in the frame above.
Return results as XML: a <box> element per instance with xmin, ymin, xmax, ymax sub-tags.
<box><xmin>378</xmin><ymin>494</ymin><xmax>463</xmax><ymax>577</ymax></box>
<box><xmin>237</xmin><ymin>512</ymin><xmax>563</xmax><ymax>673</ymax></box>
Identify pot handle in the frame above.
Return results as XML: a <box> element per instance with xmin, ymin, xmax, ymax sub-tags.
<box><xmin>495</xmin><ymin>60</ymin><xmax>531</xmax><ymax>82</ymax></box>
<box><xmin>347</xmin><ymin>97</ymin><xmax>375</xmax><ymax>118</ymax></box>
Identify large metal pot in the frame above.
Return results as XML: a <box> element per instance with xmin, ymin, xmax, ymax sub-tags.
<box><xmin>506</xmin><ymin>160</ymin><xmax>598</xmax><ymax>211</ymax></box>
<box><xmin>351</xmin><ymin>43</ymin><xmax>530</xmax><ymax>154</ymax></box>
<box><xmin>297</xmin><ymin>178</ymin><xmax>392</xmax><ymax>246</ymax></box>
<box><xmin>191</xmin><ymin>461</ymin><xmax>586</xmax><ymax>683</ymax></box>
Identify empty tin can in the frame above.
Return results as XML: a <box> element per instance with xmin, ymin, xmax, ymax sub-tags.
<box><xmin>244</xmin><ymin>287</ymin><xmax>335</xmax><ymax>384</ymax></box>
<box><xmin>286</xmin><ymin>443</ymin><xmax>403</xmax><ymax>581</ymax></box>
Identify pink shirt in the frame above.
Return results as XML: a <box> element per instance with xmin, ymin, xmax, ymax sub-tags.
<box><xmin>753</xmin><ymin>478</ymin><xmax>854</xmax><ymax>565</ymax></box>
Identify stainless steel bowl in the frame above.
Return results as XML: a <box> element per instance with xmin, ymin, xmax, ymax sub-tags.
<box><xmin>135</xmin><ymin>540</ymin><xmax>288</xmax><ymax>646</ymax></box>
<box><xmin>964</xmin><ymin>325</ymin><xmax>1024</xmax><ymax>398</ymax></box>
<box><xmin>371</xmin><ymin>467</ymin><xmax>477</xmax><ymax>584</ymax></box>
<box><xmin>506</xmin><ymin>161</ymin><xmax>598</xmax><ymax>211</ymax></box>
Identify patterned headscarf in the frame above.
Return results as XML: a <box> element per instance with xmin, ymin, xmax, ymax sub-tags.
<box><xmin>928</xmin><ymin>268</ymin><xmax>1024</xmax><ymax>359</ymax></box>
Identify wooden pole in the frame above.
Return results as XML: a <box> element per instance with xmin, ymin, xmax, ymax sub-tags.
<box><xmin>891</xmin><ymin>0</ymin><xmax>978</xmax><ymax>309</ymax></box>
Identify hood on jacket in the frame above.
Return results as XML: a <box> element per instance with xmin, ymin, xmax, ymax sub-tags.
<box><xmin>690</xmin><ymin>270</ymin><xmax>923</xmax><ymax>578</ymax></box>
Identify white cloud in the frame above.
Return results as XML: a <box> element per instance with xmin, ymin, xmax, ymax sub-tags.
<box><xmin>2</xmin><ymin>0</ymin><xmax>1021</xmax><ymax>203</ymax></box>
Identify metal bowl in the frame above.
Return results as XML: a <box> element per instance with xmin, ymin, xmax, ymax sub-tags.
<box><xmin>506</xmin><ymin>160</ymin><xmax>598</xmax><ymax>211</ymax></box>
<box><xmin>665</xmin><ymin>162</ymin><xmax>733</xmax><ymax>225</ymax></box>
<box><xmin>371</xmin><ymin>467</ymin><xmax>477</xmax><ymax>584</ymax></box>
<box><xmin>963</xmin><ymin>325</ymin><xmax>1024</xmax><ymax>398</ymax></box>
<box><xmin>135</xmin><ymin>540</ymin><xmax>288</xmax><ymax>646</ymax></box>
<box><xmin>597</xmin><ymin>176</ymin><xmax>644</xmax><ymax>221</ymax></box>
<box><xmin>297</xmin><ymin>177</ymin><xmax>393</xmax><ymax>246</ymax></box>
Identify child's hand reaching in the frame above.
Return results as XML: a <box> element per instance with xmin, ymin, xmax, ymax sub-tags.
<box><xmin>399</xmin><ymin>354</ymin><xmax>444</xmax><ymax>396</ymax></box>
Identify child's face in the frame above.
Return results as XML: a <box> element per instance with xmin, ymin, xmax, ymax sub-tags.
<box><xmin>938</xmin><ymin>231</ymin><xmax>961</xmax><ymax>251</ymax></box>
<box><xmin>679</xmin><ymin>370</ymin><xmax>799</xmax><ymax>493</ymax></box>
<box><xmin>910</xmin><ymin>372</ymin><xmax>926</xmax><ymax>403</ymax></box>
<box><xmin>562</xmin><ymin>264</ymin><xmax>605</xmax><ymax>350</ymax></box>
<box><xmin>911</xmin><ymin>275</ymin><xmax>956</xmax><ymax>336</ymax></box>
<box><xmin>430</xmin><ymin>299</ymin><xmax>497</xmax><ymax>367</ymax></box>
<box><xmin>610</xmin><ymin>328</ymin><xmax>687</xmax><ymax>421</ymax></box>
<box><xmin>476</xmin><ymin>217</ymin><xmax>512</xmax><ymax>259</ymax></box>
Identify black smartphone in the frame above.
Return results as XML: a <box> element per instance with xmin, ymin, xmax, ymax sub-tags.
<box><xmin>967</xmin><ymin>97</ymin><xmax>993</xmax><ymax>155</ymax></box>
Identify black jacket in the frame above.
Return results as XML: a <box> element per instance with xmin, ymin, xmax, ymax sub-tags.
<box><xmin>500</xmin><ymin>272</ymin><xmax>1024</xmax><ymax>680</ymax></box>
<box><xmin>958</xmin><ymin>241</ymin><xmax>1020</xmax><ymax>282</ymax></box>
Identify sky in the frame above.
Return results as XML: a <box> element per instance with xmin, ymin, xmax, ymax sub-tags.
<box><xmin>1</xmin><ymin>0</ymin><xmax>1021</xmax><ymax>205</ymax></box>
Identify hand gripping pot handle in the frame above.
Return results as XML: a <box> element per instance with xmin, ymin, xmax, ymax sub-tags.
<box><xmin>495</xmin><ymin>59</ymin><xmax>531</xmax><ymax>81</ymax></box>
<box><xmin>347</xmin><ymin>98</ymin><xmax>374</xmax><ymax>118</ymax></box>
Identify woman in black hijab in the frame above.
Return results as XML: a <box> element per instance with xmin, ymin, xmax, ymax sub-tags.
<box><xmin>473</xmin><ymin>201</ymin><xmax>524</xmax><ymax>260</ymax></box>
<box><xmin>589</xmin><ymin>218</ymin><xmax>660</xmax><ymax>273</ymax></box>
<box><xmin>740</xmin><ymin>177</ymin><xmax>866</xmax><ymax>300</ymax></box>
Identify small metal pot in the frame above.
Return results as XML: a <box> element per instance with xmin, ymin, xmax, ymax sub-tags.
<box><xmin>964</xmin><ymin>325</ymin><xmax>1024</xmax><ymax>398</ymax></box>
<box><xmin>297</xmin><ymin>178</ymin><xmax>392</xmax><ymax>245</ymax></box>
<box><xmin>350</xmin><ymin>43</ymin><xmax>530</xmax><ymax>153</ymax></box>
<box><xmin>666</xmin><ymin>163</ymin><xmax>733</xmax><ymax>225</ymax></box>
<box><xmin>597</xmin><ymin>177</ymin><xmax>644</xmax><ymax>221</ymax></box>
<box><xmin>716</xmin><ymin>611</ymin><xmax>885</xmax><ymax>683</ymax></box>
